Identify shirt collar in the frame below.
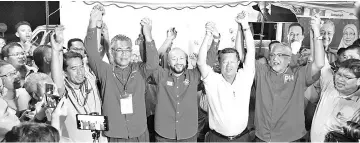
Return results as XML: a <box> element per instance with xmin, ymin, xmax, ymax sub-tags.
<box><xmin>338</xmin><ymin>89</ymin><xmax>360</xmax><ymax>102</ymax></box>
<box><xmin>269</xmin><ymin>65</ymin><xmax>291</xmax><ymax>75</ymax></box>
<box><xmin>168</xmin><ymin>69</ymin><xmax>188</xmax><ymax>78</ymax></box>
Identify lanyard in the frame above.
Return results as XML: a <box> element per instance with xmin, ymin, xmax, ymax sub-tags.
<box><xmin>112</xmin><ymin>65</ymin><xmax>134</xmax><ymax>98</ymax></box>
<box><xmin>65</xmin><ymin>78</ymin><xmax>93</xmax><ymax>114</ymax></box>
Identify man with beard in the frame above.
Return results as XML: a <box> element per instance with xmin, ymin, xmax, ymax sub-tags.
<box><xmin>197</xmin><ymin>11</ymin><xmax>255</xmax><ymax>142</ymax></box>
<box><xmin>1</xmin><ymin>42</ymin><xmax>37</xmax><ymax>80</ymax></box>
<box><xmin>148</xmin><ymin>23</ymin><xmax>222</xmax><ymax>142</ymax></box>
<box><xmin>252</xmin><ymin>13</ymin><xmax>325</xmax><ymax>142</ymax></box>
<box><xmin>82</xmin><ymin>6</ymin><xmax>158</xmax><ymax>142</ymax></box>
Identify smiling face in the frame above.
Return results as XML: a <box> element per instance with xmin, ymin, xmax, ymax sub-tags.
<box><xmin>288</xmin><ymin>25</ymin><xmax>304</xmax><ymax>44</ymax></box>
<box><xmin>334</xmin><ymin>68</ymin><xmax>360</xmax><ymax>95</ymax></box>
<box><xmin>269</xmin><ymin>44</ymin><xmax>292</xmax><ymax>73</ymax></box>
<box><xmin>320</xmin><ymin>23</ymin><xmax>335</xmax><ymax>48</ymax></box>
<box><xmin>219</xmin><ymin>53</ymin><xmax>240</xmax><ymax>77</ymax></box>
<box><xmin>4</xmin><ymin>46</ymin><xmax>26</xmax><ymax>68</ymax></box>
<box><xmin>0</xmin><ymin>64</ymin><xmax>20</xmax><ymax>90</ymax></box>
<box><xmin>168</xmin><ymin>48</ymin><xmax>187</xmax><ymax>74</ymax></box>
<box><xmin>343</xmin><ymin>27</ymin><xmax>357</xmax><ymax>46</ymax></box>
<box><xmin>112</xmin><ymin>40</ymin><xmax>132</xmax><ymax>67</ymax></box>
<box><xmin>65</xmin><ymin>57</ymin><xmax>85</xmax><ymax>85</ymax></box>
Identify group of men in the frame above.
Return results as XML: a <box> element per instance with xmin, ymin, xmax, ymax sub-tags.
<box><xmin>1</xmin><ymin>3</ymin><xmax>360</xmax><ymax>143</ymax></box>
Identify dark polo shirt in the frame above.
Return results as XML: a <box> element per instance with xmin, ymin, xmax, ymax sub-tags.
<box><xmin>151</xmin><ymin>68</ymin><xmax>201</xmax><ymax>140</ymax></box>
<box><xmin>85</xmin><ymin>28</ymin><xmax>159</xmax><ymax>138</ymax></box>
<box><xmin>254</xmin><ymin>61</ymin><xmax>320</xmax><ymax>142</ymax></box>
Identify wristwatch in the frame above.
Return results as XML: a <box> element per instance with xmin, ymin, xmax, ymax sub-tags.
<box><xmin>242</xmin><ymin>26</ymin><xmax>250</xmax><ymax>31</ymax></box>
<box><xmin>213</xmin><ymin>33</ymin><xmax>221</xmax><ymax>40</ymax></box>
<box><xmin>314</xmin><ymin>36</ymin><xmax>323</xmax><ymax>40</ymax></box>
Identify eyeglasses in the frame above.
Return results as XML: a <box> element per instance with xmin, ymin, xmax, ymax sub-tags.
<box><xmin>112</xmin><ymin>48</ymin><xmax>132</xmax><ymax>55</ymax></box>
<box><xmin>269</xmin><ymin>53</ymin><xmax>291</xmax><ymax>58</ymax></box>
<box><xmin>0</xmin><ymin>70</ymin><xmax>18</xmax><ymax>78</ymax></box>
<box><xmin>8</xmin><ymin>52</ymin><xmax>26</xmax><ymax>57</ymax></box>
<box><xmin>335</xmin><ymin>72</ymin><xmax>357</xmax><ymax>81</ymax></box>
<box><xmin>221</xmin><ymin>61</ymin><xmax>238</xmax><ymax>65</ymax></box>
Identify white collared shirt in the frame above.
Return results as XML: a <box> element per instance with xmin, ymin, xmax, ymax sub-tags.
<box><xmin>202</xmin><ymin>63</ymin><xmax>255</xmax><ymax>136</ymax></box>
<box><xmin>311</xmin><ymin>57</ymin><xmax>360</xmax><ymax>142</ymax></box>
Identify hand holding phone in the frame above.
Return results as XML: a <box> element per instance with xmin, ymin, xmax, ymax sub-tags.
<box><xmin>45</xmin><ymin>83</ymin><xmax>60</xmax><ymax>108</ymax></box>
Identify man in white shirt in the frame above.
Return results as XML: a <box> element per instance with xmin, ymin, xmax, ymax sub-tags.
<box><xmin>197</xmin><ymin>11</ymin><xmax>255</xmax><ymax>142</ymax></box>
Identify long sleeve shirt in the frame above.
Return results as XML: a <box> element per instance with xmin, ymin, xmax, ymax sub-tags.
<box><xmin>84</xmin><ymin>28</ymin><xmax>159</xmax><ymax>138</ymax></box>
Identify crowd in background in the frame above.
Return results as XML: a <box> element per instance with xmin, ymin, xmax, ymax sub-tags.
<box><xmin>1</xmin><ymin>2</ymin><xmax>360</xmax><ymax>143</ymax></box>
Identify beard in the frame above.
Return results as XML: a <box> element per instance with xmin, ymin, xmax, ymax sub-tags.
<box><xmin>170</xmin><ymin>64</ymin><xmax>186</xmax><ymax>74</ymax></box>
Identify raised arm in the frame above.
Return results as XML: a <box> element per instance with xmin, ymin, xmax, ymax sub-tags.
<box><xmin>140</xmin><ymin>18</ymin><xmax>159</xmax><ymax>71</ymax></box>
<box><xmin>159</xmin><ymin>27</ymin><xmax>176</xmax><ymax>54</ymax></box>
<box><xmin>235</xmin><ymin>11</ymin><xmax>255</xmax><ymax>70</ymax></box>
<box><xmin>100</xmin><ymin>22</ymin><xmax>111</xmax><ymax>62</ymax></box>
<box><xmin>206</xmin><ymin>26</ymin><xmax>221</xmax><ymax>68</ymax></box>
<box><xmin>197</xmin><ymin>22</ymin><xmax>215</xmax><ymax>78</ymax></box>
<box><xmin>50</xmin><ymin>26</ymin><xmax>65</xmax><ymax>95</ymax></box>
<box><xmin>310</xmin><ymin>13</ymin><xmax>325</xmax><ymax>76</ymax></box>
<box><xmin>235</xmin><ymin>18</ymin><xmax>245</xmax><ymax>62</ymax></box>
<box><xmin>158</xmin><ymin>28</ymin><xmax>177</xmax><ymax>69</ymax></box>
<box><xmin>84</xmin><ymin>5</ymin><xmax>108</xmax><ymax>80</ymax></box>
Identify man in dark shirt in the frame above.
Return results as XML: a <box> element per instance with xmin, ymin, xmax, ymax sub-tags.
<box><xmin>253</xmin><ymin>14</ymin><xmax>325</xmax><ymax>142</ymax></box>
<box><xmin>84</xmin><ymin>6</ymin><xmax>158</xmax><ymax>142</ymax></box>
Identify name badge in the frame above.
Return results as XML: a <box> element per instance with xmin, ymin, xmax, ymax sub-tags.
<box><xmin>167</xmin><ymin>81</ymin><xmax>173</xmax><ymax>86</ymax></box>
<box><xmin>284</xmin><ymin>74</ymin><xmax>294</xmax><ymax>83</ymax></box>
<box><xmin>120</xmin><ymin>93</ymin><xmax>133</xmax><ymax>114</ymax></box>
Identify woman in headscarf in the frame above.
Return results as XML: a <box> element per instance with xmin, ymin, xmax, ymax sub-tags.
<box><xmin>338</xmin><ymin>24</ymin><xmax>358</xmax><ymax>49</ymax></box>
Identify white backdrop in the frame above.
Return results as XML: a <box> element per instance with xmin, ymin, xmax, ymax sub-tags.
<box><xmin>60</xmin><ymin>1</ymin><xmax>261</xmax><ymax>55</ymax></box>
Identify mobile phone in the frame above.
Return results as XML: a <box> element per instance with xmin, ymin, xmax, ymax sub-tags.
<box><xmin>45</xmin><ymin>83</ymin><xmax>60</xmax><ymax>108</ymax></box>
<box><xmin>76</xmin><ymin>114</ymin><xmax>109</xmax><ymax>131</ymax></box>
<box><xmin>45</xmin><ymin>83</ymin><xmax>54</xmax><ymax>95</ymax></box>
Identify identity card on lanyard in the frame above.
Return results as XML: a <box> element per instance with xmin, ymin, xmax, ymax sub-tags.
<box><xmin>120</xmin><ymin>92</ymin><xmax>133</xmax><ymax>114</ymax></box>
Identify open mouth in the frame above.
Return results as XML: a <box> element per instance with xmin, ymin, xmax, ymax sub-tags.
<box><xmin>175</xmin><ymin>65</ymin><xmax>183</xmax><ymax>69</ymax></box>
<box><xmin>335</xmin><ymin>82</ymin><xmax>345</xmax><ymax>88</ymax></box>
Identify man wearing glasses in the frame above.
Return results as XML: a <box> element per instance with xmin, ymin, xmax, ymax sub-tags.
<box><xmin>311</xmin><ymin>46</ymin><xmax>360</xmax><ymax>141</ymax></box>
<box><xmin>84</xmin><ymin>6</ymin><xmax>158</xmax><ymax>142</ymax></box>
<box><xmin>253</xmin><ymin>14</ymin><xmax>325</xmax><ymax>142</ymax></box>
<box><xmin>1</xmin><ymin>42</ymin><xmax>37</xmax><ymax>80</ymax></box>
<box><xmin>0</xmin><ymin>61</ymin><xmax>31</xmax><ymax>112</ymax></box>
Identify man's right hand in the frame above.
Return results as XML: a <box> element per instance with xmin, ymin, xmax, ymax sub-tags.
<box><xmin>166</xmin><ymin>27</ymin><xmax>177</xmax><ymax>40</ymax></box>
<box><xmin>90</xmin><ymin>5</ymin><xmax>104</xmax><ymax>29</ymax></box>
<box><xmin>205</xmin><ymin>22</ymin><xmax>215</xmax><ymax>37</ymax></box>
<box><xmin>140</xmin><ymin>17</ymin><xmax>153</xmax><ymax>42</ymax></box>
<box><xmin>235</xmin><ymin>11</ymin><xmax>249</xmax><ymax>26</ymax></box>
<box><xmin>50</xmin><ymin>32</ymin><xmax>63</xmax><ymax>52</ymax></box>
<box><xmin>55</xmin><ymin>25</ymin><xmax>65</xmax><ymax>44</ymax></box>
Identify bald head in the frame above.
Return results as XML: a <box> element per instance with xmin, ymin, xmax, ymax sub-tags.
<box><xmin>168</xmin><ymin>48</ymin><xmax>188</xmax><ymax>74</ymax></box>
<box><xmin>271</xmin><ymin>43</ymin><xmax>292</xmax><ymax>55</ymax></box>
<box><xmin>168</xmin><ymin>48</ymin><xmax>187</xmax><ymax>59</ymax></box>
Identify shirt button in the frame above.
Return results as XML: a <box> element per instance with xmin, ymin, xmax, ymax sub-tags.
<box><xmin>177</xmin><ymin>112</ymin><xmax>179</xmax><ymax>114</ymax></box>
<box><xmin>176</xmin><ymin>120</ymin><xmax>178</xmax><ymax>123</ymax></box>
<box><xmin>177</xmin><ymin>102</ymin><xmax>180</xmax><ymax>105</ymax></box>
<box><xmin>177</xmin><ymin>95</ymin><xmax>179</xmax><ymax>97</ymax></box>
<box><xmin>177</xmin><ymin>86</ymin><xmax>179</xmax><ymax>88</ymax></box>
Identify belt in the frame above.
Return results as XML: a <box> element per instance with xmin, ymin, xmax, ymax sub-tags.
<box><xmin>210</xmin><ymin>128</ymin><xmax>249</xmax><ymax>141</ymax></box>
